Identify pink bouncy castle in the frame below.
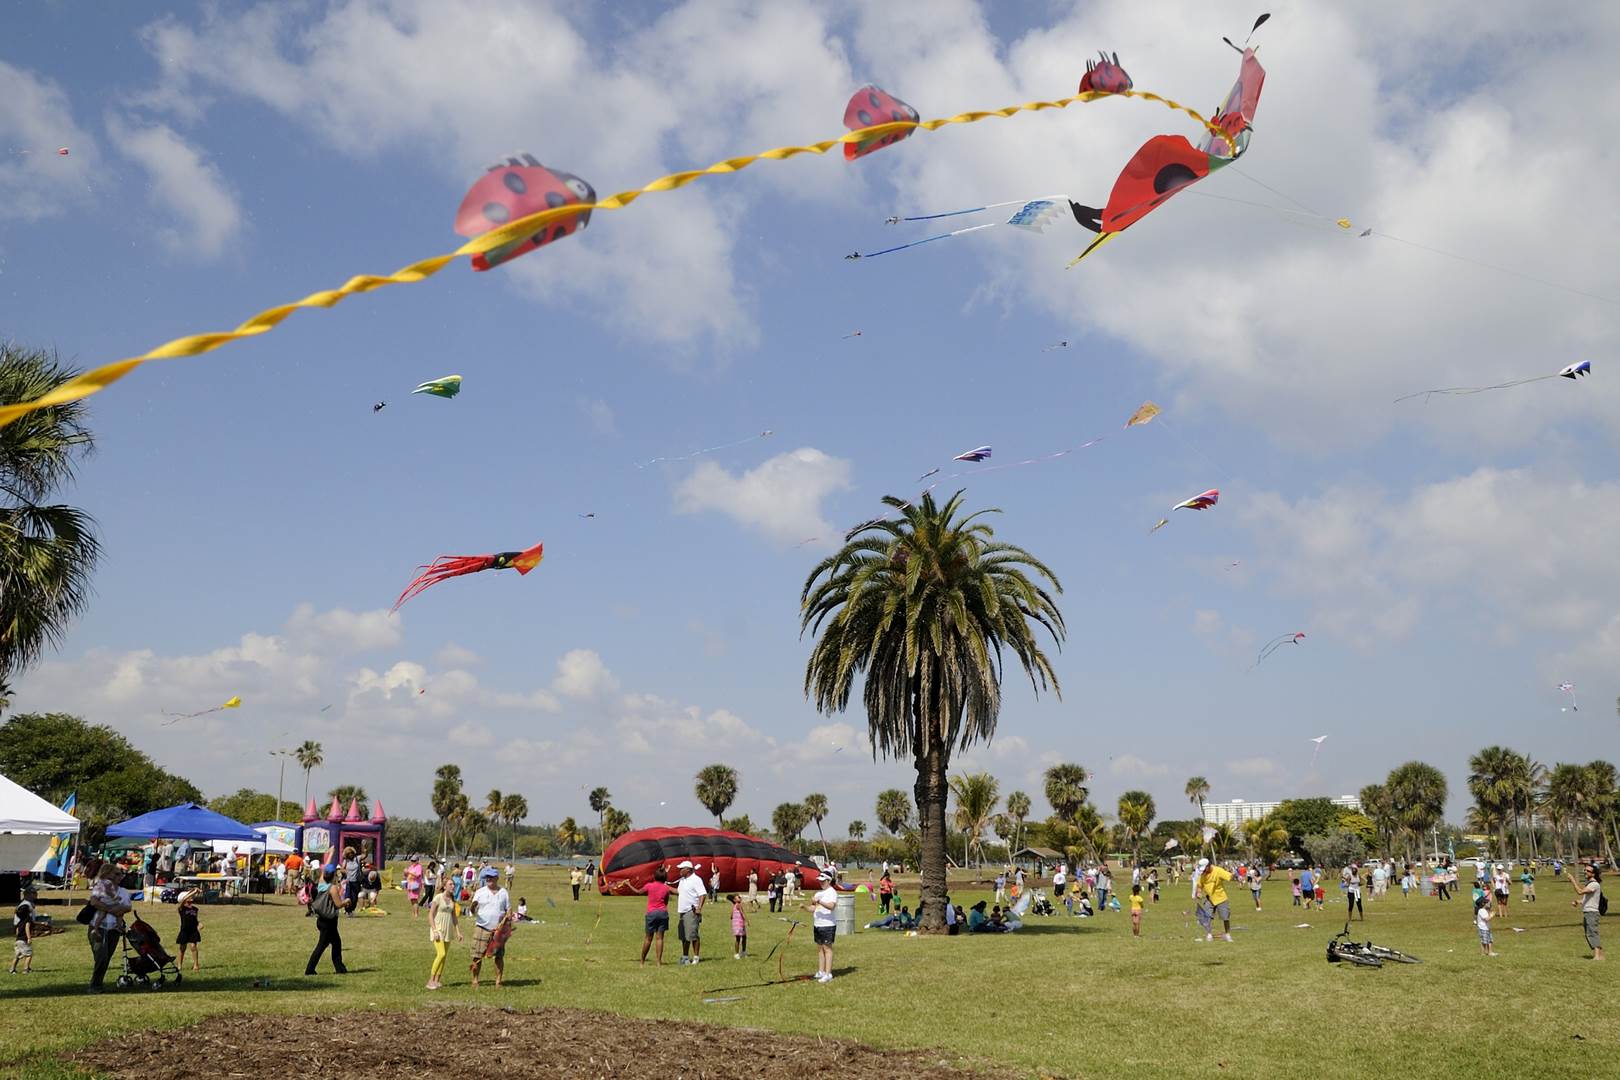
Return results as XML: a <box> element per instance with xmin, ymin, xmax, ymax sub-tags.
<box><xmin>301</xmin><ymin>796</ymin><xmax>387</xmax><ymax>869</ymax></box>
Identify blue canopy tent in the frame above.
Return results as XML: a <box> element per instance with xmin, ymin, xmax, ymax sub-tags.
<box><xmin>106</xmin><ymin>803</ymin><xmax>260</xmax><ymax>842</ymax></box>
<box><xmin>107</xmin><ymin>804</ymin><xmax>264</xmax><ymax>900</ymax></box>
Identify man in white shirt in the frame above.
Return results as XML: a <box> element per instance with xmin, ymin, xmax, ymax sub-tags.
<box><xmin>1052</xmin><ymin>865</ymin><xmax>1067</xmax><ymax>898</ymax></box>
<box><xmin>810</xmin><ymin>869</ymin><xmax>839</xmax><ymax>982</ymax></box>
<box><xmin>468</xmin><ymin>866</ymin><xmax>511</xmax><ymax>988</ymax></box>
<box><xmin>675</xmin><ymin>860</ymin><xmax>708</xmax><ymax>964</ymax></box>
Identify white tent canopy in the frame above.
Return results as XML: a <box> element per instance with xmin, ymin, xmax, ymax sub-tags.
<box><xmin>1</xmin><ymin>773</ymin><xmax>78</xmax><ymax>873</ymax></box>
<box><xmin>207</xmin><ymin>830</ymin><xmax>293</xmax><ymax>856</ymax></box>
<box><xmin>0</xmin><ymin>773</ymin><xmax>78</xmax><ymax>834</ymax></box>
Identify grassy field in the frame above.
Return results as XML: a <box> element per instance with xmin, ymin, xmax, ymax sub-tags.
<box><xmin>3</xmin><ymin>867</ymin><xmax>1616</xmax><ymax>1078</ymax></box>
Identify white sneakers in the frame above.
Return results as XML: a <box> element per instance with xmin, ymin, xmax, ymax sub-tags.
<box><xmin>814</xmin><ymin>971</ymin><xmax>833</xmax><ymax>982</ymax></box>
<box><xmin>1223</xmin><ymin>933</ymin><xmax>1234</xmax><ymax>942</ymax></box>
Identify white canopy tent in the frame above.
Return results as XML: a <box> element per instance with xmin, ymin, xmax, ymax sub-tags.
<box><xmin>0</xmin><ymin>772</ymin><xmax>79</xmax><ymax>873</ymax></box>
<box><xmin>207</xmin><ymin>831</ymin><xmax>294</xmax><ymax>856</ymax></box>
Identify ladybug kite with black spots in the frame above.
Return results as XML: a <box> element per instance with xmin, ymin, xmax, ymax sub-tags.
<box><xmin>842</xmin><ymin>85</ymin><xmax>920</xmax><ymax>161</ymax></box>
<box><xmin>454</xmin><ymin>153</ymin><xmax>595</xmax><ymax>271</ymax></box>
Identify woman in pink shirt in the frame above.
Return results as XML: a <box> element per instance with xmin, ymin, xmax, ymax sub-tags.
<box><xmin>623</xmin><ymin>866</ymin><xmax>675</xmax><ymax>966</ymax></box>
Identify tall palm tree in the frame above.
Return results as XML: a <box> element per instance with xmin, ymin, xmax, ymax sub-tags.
<box><xmin>1116</xmin><ymin>790</ymin><xmax>1156</xmax><ymax>865</ymax></box>
<box><xmin>803</xmin><ymin>793</ymin><xmax>830</xmax><ymax>860</ymax></box>
<box><xmin>1185</xmin><ymin>776</ymin><xmax>1211</xmax><ymax>823</ymax></box>
<box><xmin>694</xmin><ymin>764</ymin><xmax>740</xmax><ymax>826</ymax></box>
<box><xmin>0</xmin><ymin>344</ymin><xmax>101</xmax><ymax>691</ymax></box>
<box><xmin>431</xmin><ymin>764</ymin><xmax>463</xmax><ymax>859</ymax></box>
<box><xmin>875</xmin><ymin>789</ymin><xmax>912</xmax><ymax>834</ymax></box>
<box><xmin>1005</xmin><ymin>790</ymin><xmax>1032</xmax><ymax>855</ymax></box>
<box><xmin>295</xmin><ymin>741</ymin><xmax>324</xmax><ymax>807</ymax></box>
<box><xmin>802</xmin><ymin>492</ymin><xmax>1064</xmax><ymax>932</ymax></box>
<box><xmin>327</xmin><ymin>785</ymin><xmax>368</xmax><ymax>819</ymax></box>
<box><xmin>1359</xmin><ymin>783</ymin><xmax>1395</xmax><ymax>856</ymax></box>
<box><xmin>1043</xmin><ymin>764</ymin><xmax>1090</xmax><ymax>823</ymax></box>
<box><xmin>1545</xmin><ymin>763</ymin><xmax>1593</xmax><ymax>859</ymax></box>
<box><xmin>847</xmin><ymin>820</ymin><xmax>867</xmax><ymax>842</ymax></box>
<box><xmin>588</xmin><ymin>787</ymin><xmax>612</xmax><ymax>851</ymax></box>
<box><xmin>1243</xmin><ymin>811</ymin><xmax>1290</xmax><ymax>865</ymax></box>
<box><xmin>555</xmin><ymin>816</ymin><xmax>584</xmax><ymax>854</ymax></box>
<box><xmin>772</xmin><ymin>802</ymin><xmax>810</xmax><ymax>843</ymax></box>
<box><xmin>1587</xmin><ymin>760</ymin><xmax>1620</xmax><ymax>862</ymax></box>
<box><xmin>484</xmin><ymin>789</ymin><xmax>506</xmax><ymax>854</ymax></box>
<box><xmin>501</xmin><ymin>793</ymin><xmax>528</xmax><ymax>862</ymax></box>
<box><xmin>1467</xmin><ymin>745</ymin><xmax>1519</xmax><ymax>858</ymax></box>
<box><xmin>1385</xmin><ymin>761</ymin><xmax>1447</xmax><ymax>862</ymax></box>
<box><xmin>602</xmin><ymin>807</ymin><xmax>632</xmax><ymax>842</ymax></box>
<box><xmin>948</xmin><ymin>772</ymin><xmax>1000</xmax><ymax>867</ymax></box>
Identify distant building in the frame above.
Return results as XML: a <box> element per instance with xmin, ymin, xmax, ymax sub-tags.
<box><xmin>1203</xmin><ymin>795</ymin><xmax>1361</xmax><ymax>827</ymax></box>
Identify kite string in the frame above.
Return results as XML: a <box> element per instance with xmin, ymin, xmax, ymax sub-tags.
<box><xmin>0</xmin><ymin>87</ymin><xmax>1230</xmax><ymax>430</ymax></box>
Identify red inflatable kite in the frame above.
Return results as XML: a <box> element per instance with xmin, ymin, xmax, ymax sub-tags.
<box><xmin>599</xmin><ymin>826</ymin><xmax>826</xmax><ymax>895</ymax></box>
<box><xmin>842</xmin><ymin>85</ymin><xmax>920</xmax><ymax>161</ymax></box>
<box><xmin>454</xmin><ymin>153</ymin><xmax>595</xmax><ymax>271</ymax></box>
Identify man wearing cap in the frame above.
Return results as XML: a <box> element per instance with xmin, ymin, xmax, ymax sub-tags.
<box><xmin>469</xmin><ymin>865</ymin><xmax>511</xmax><ymax>988</ymax></box>
<box><xmin>1193</xmin><ymin>857</ymin><xmax>1234</xmax><ymax>942</ymax></box>
<box><xmin>675</xmin><ymin>860</ymin><xmax>707</xmax><ymax>965</ymax></box>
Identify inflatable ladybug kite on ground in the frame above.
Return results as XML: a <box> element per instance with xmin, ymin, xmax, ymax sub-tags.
<box><xmin>599</xmin><ymin>826</ymin><xmax>827</xmax><ymax>895</ymax></box>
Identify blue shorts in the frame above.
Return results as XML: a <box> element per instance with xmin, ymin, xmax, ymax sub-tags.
<box><xmin>645</xmin><ymin>910</ymin><xmax>669</xmax><ymax>935</ymax></box>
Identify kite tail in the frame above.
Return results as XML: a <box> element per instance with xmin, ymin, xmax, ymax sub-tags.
<box><xmin>1065</xmin><ymin>231</ymin><xmax>1119</xmax><ymax>268</ymax></box>
<box><xmin>390</xmin><ymin>555</ymin><xmax>491</xmax><ymax>613</ymax></box>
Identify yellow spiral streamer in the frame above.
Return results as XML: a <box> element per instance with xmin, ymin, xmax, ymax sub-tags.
<box><xmin>0</xmin><ymin>88</ymin><xmax>1229</xmax><ymax>428</ymax></box>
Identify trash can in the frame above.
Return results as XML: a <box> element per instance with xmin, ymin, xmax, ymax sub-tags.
<box><xmin>835</xmin><ymin>891</ymin><xmax>857</xmax><ymax>937</ymax></box>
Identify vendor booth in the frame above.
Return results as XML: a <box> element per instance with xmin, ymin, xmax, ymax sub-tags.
<box><xmin>1</xmin><ymin>773</ymin><xmax>81</xmax><ymax>902</ymax></box>
<box><xmin>107</xmin><ymin>803</ymin><xmax>264</xmax><ymax>902</ymax></box>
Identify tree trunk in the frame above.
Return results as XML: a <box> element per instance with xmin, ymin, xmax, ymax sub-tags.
<box><xmin>914</xmin><ymin>741</ymin><xmax>951</xmax><ymax>932</ymax></box>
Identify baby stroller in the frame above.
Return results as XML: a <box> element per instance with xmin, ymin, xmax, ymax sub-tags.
<box><xmin>1029</xmin><ymin>890</ymin><xmax>1055</xmax><ymax>917</ymax></box>
<box><xmin>117</xmin><ymin>913</ymin><xmax>182</xmax><ymax>989</ymax></box>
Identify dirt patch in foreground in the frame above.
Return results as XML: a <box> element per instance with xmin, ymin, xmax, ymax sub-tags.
<box><xmin>65</xmin><ymin>1006</ymin><xmax>1027</xmax><ymax>1079</ymax></box>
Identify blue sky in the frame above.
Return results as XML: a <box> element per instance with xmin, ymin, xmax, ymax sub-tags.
<box><xmin>3</xmin><ymin>1</ymin><xmax>1616</xmax><ymax>830</ymax></box>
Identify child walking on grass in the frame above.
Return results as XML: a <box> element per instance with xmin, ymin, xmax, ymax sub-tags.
<box><xmin>175</xmin><ymin>890</ymin><xmax>202</xmax><ymax>971</ymax></box>
<box><xmin>729</xmin><ymin>893</ymin><xmax>748</xmax><ymax>959</ymax></box>
<box><xmin>1129</xmin><ymin>884</ymin><xmax>1143</xmax><ymax>937</ymax></box>
<box><xmin>1475</xmin><ymin>895</ymin><xmax>1497</xmax><ymax>957</ymax></box>
<box><xmin>1291</xmin><ymin>877</ymin><xmax>1302</xmax><ymax>906</ymax></box>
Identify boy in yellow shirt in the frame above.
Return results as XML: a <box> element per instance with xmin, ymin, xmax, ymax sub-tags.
<box><xmin>1129</xmin><ymin>883</ymin><xmax>1144</xmax><ymax>937</ymax></box>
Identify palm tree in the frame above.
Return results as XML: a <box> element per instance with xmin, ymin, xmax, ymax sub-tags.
<box><xmin>555</xmin><ymin>816</ymin><xmax>585</xmax><ymax>854</ymax></box>
<box><xmin>875</xmin><ymin>789</ymin><xmax>912</xmax><ymax>834</ymax></box>
<box><xmin>501</xmin><ymin>793</ymin><xmax>528</xmax><ymax>861</ymax></box>
<box><xmin>588</xmin><ymin>787</ymin><xmax>612</xmax><ymax>851</ymax></box>
<box><xmin>694</xmin><ymin>764</ymin><xmax>740</xmax><ymax>826</ymax></box>
<box><xmin>801</xmin><ymin>491</ymin><xmax>1064</xmax><ymax>932</ymax></box>
<box><xmin>1468</xmin><ymin>746</ymin><xmax>1519</xmax><ymax>858</ymax></box>
<box><xmin>431</xmin><ymin>765</ymin><xmax>463</xmax><ymax>858</ymax></box>
<box><xmin>1588</xmin><ymin>760</ymin><xmax>1620</xmax><ymax>862</ymax></box>
<box><xmin>772</xmin><ymin>802</ymin><xmax>810</xmax><ymax>843</ymax></box>
<box><xmin>1185</xmin><ymin>776</ymin><xmax>1211</xmax><ymax>823</ymax></box>
<box><xmin>949</xmin><ymin>772</ymin><xmax>1000</xmax><ymax>867</ymax></box>
<box><xmin>847</xmin><ymin>820</ymin><xmax>868</xmax><ymax>842</ymax></box>
<box><xmin>602</xmin><ymin>807</ymin><xmax>632</xmax><ymax>842</ymax></box>
<box><xmin>0</xmin><ymin>344</ymin><xmax>101</xmax><ymax>690</ymax></box>
<box><xmin>1243</xmin><ymin>811</ymin><xmax>1290</xmax><ymax>865</ymax></box>
<box><xmin>484</xmin><ymin>789</ymin><xmax>505</xmax><ymax>854</ymax></box>
<box><xmin>1116</xmin><ymin>790</ymin><xmax>1156</xmax><ymax>865</ymax></box>
<box><xmin>802</xmin><ymin>792</ymin><xmax>831</xmax><ymax>860</ymax></box>
<box><xmin>1545</xmin><ymin>763</ymin><xmax>1593</xmax><ymax>859</ymax></box>
<box><xmin>295</xmin><ymin>740</ymin><xmax>324</xmax><ymax>807</ymax></box>
<box><xmin>327</xmin><ymin>785</ymin><xmax>368</xmax><ymax>819</ymax></box>
<box><xmin>1359</xmin><ymin>783</ymin><xmax>1395</xmax><ymax>856</ymax></box>
<box><xmin>1210</xmin><ymin>822</ymin><xmax>1238</xmax><ymax>858</ymax></box>
<box><xmin>1385</xmin><ymin>761</ymin><xmax>1447</xmax><ymax>862</ymax></box>
<box><xmin>1005</xmin><ymin>790</ymin><xmax>1032</xmax><ymax>855</ymax></box>
<box><xmin>1043</xmin><ymin>764</ymin><xmax>1090</xmax><ymax>823</ymax></box>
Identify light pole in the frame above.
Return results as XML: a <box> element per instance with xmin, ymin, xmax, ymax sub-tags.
<box><xmin>270</xmin><ymin>749</ymin><xmax>295</xmax><ymax>822</ymax></box>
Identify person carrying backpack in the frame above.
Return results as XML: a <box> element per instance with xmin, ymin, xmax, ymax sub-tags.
<box><xmin>1568</xmin><ymin>863</ymin><xmax>1605</xmax><ymax>961</ymax></box>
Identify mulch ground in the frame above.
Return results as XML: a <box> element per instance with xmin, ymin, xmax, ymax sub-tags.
<box><xmin>65</xmin><ymin>1006</ymin><xmax>1030</xmax><ymax>1079</ymax></box>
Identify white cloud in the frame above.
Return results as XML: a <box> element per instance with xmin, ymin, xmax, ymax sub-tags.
<box><xmin>0</xmin><ymin>61</ymin><xmax>98</xmax><ymax>222</ymax></box>
<box><xmin>1109</xmin><ymin>753</ymin><xmax>1169</xmax><ymax>779</ymax></box>
<box><xmin>434</xmin><ymin>642</ymin><xmax>481</xmax><ymax>668</ymax></box>
<box><xmin>577</xmin><ymin>398</ymin><xmax>617</xmax><ymax>437</ymax></box>
<box><xmin>551</xmin><ymin>648</ymin><xmax>619</xmax><ymax>700</ymax></box>
<box><xmin>286</xmin><ymin>603</ymin><xmax>400</xmax><ymax>654</ymax></box>
<box><xmin>105</xmin><ymin>116</ymin><xmax>242</xmax><ymax>257</ymax></box>
<box><xmin>675</xmin><ymin>447</ymin><xmax>853</xmax><ymax>544</ymax></box>
<box><xmin>1242</xmin><ymin>467</ymin><xmax>1620</xmax><ymax>659</ymax></box>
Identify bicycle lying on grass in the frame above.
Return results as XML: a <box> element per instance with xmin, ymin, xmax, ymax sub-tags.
<box><xmin>1326</xmin><ymin>923</ymin><xmax>1422</xmax><ymax>967</ymax></box>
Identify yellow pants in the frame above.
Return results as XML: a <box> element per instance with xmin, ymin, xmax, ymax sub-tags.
<box><xmin>430</xmin><ymin>939</ymin><xmax>448</xmax><ymax>981</ymax></box>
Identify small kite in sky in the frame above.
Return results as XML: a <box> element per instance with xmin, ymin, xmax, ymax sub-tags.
<box><xmin>1394</xmin><ymin>360</ymin><xmax>1592</xmax><ymax>403</ymax></box>
<box><xmin>1255</xmin><ymin>631</ymin><xmax>1305</xmax><ymax>667</ymax></box>
<box><xmin>1558</xmin><ymin>681</ymin><xmax>1579</xmax><ymax>712</ymax></box>
<box><xmin>842</xmin><ymin>85</ymin><xmax>920</xmax><ymax>160</ymax></box>
<box><xmin>1150</xmin><ymin>518</ymin><xmax>1170</xmax><ymax>534</ymax></box>
<box><xmin>454</xmin><ymin>153</ymin><xmax>594</xmax><ymax>271</ymax></box>
<box><xmin>636</xmin><ymin>429</ymin><xmax>773</xmax><ymax>469</ymax></box>
<box><xmin>842</xmin><ymin>329</ymin><xmax>863</xmax><ymax>339</ymax></box>
<box><xmin>1309</xmin><ymin>735</ymin><xmax>1328</xmax><ymax>768</ymax></box>
<box><xmin>579</xmin><ymin>512</ymin><xmax>596</xmax><ymax>519</ymax></box>
<box><xmin>1043</xmin><ymin>341</ymin><xmax>1070</xmax><ymax>351</ymax></box>
<box><xmin>1125</xmin><ymin>401</ymin><xmax>1161</xmax><ymax>428</ymax></box>
<box><xmin>391</xmin><ymin>541</ymin><xmax>544</xmax><ymax>613</ymax></box>
<box><xmin>1068</xmin><ymin>22</ymin><xmax>1266</xmax><ymax>267</ymax></box>
<box><xmin>162</xmin><ymin>695</ymin><xmax>242</xmax><ymax>726</ymax></box>
<box><xmin>372</xmin><ymin>401</ymin><xmax>387</xmax><ymax>412</ymax></box>
<box><xmin>413</xmin><ymin>375</ymin><xmax>462</xmax><ymax>399</ymax></box>
<box><xmin>953</xmin><ymin>446</ymin><xmax>993</xmax><ymax>463</ymax></box>
<box><xmin>848</xmin><ymin>195</ymin><xmax>1077</xmax><ymax>260</ymax></box>
<box><xmin>1173</xmin><ymin>488</ymin><xmax>1220</xmax><ymax>512</ymax></box>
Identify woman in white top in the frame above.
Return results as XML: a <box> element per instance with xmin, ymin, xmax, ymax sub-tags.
<box><xmin>808</xmin><ymin>871</ymin><xmax>840</xmax><ymax>982</ymax></box>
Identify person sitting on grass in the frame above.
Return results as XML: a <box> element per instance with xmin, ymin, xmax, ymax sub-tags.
<box><xmin>1074</xmin><ymin>890</ymin><xmax>1094</xmax><ymax>918</ymax></box>
<box><xmin>515</xmin><ymin>898</ymin><xmax>535</xmax><ymax>922</ymax></box>
<box><xmin>967</xmin><ymin>900</ymin><xmax>989</xmax><ymax>932</ymax></box>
